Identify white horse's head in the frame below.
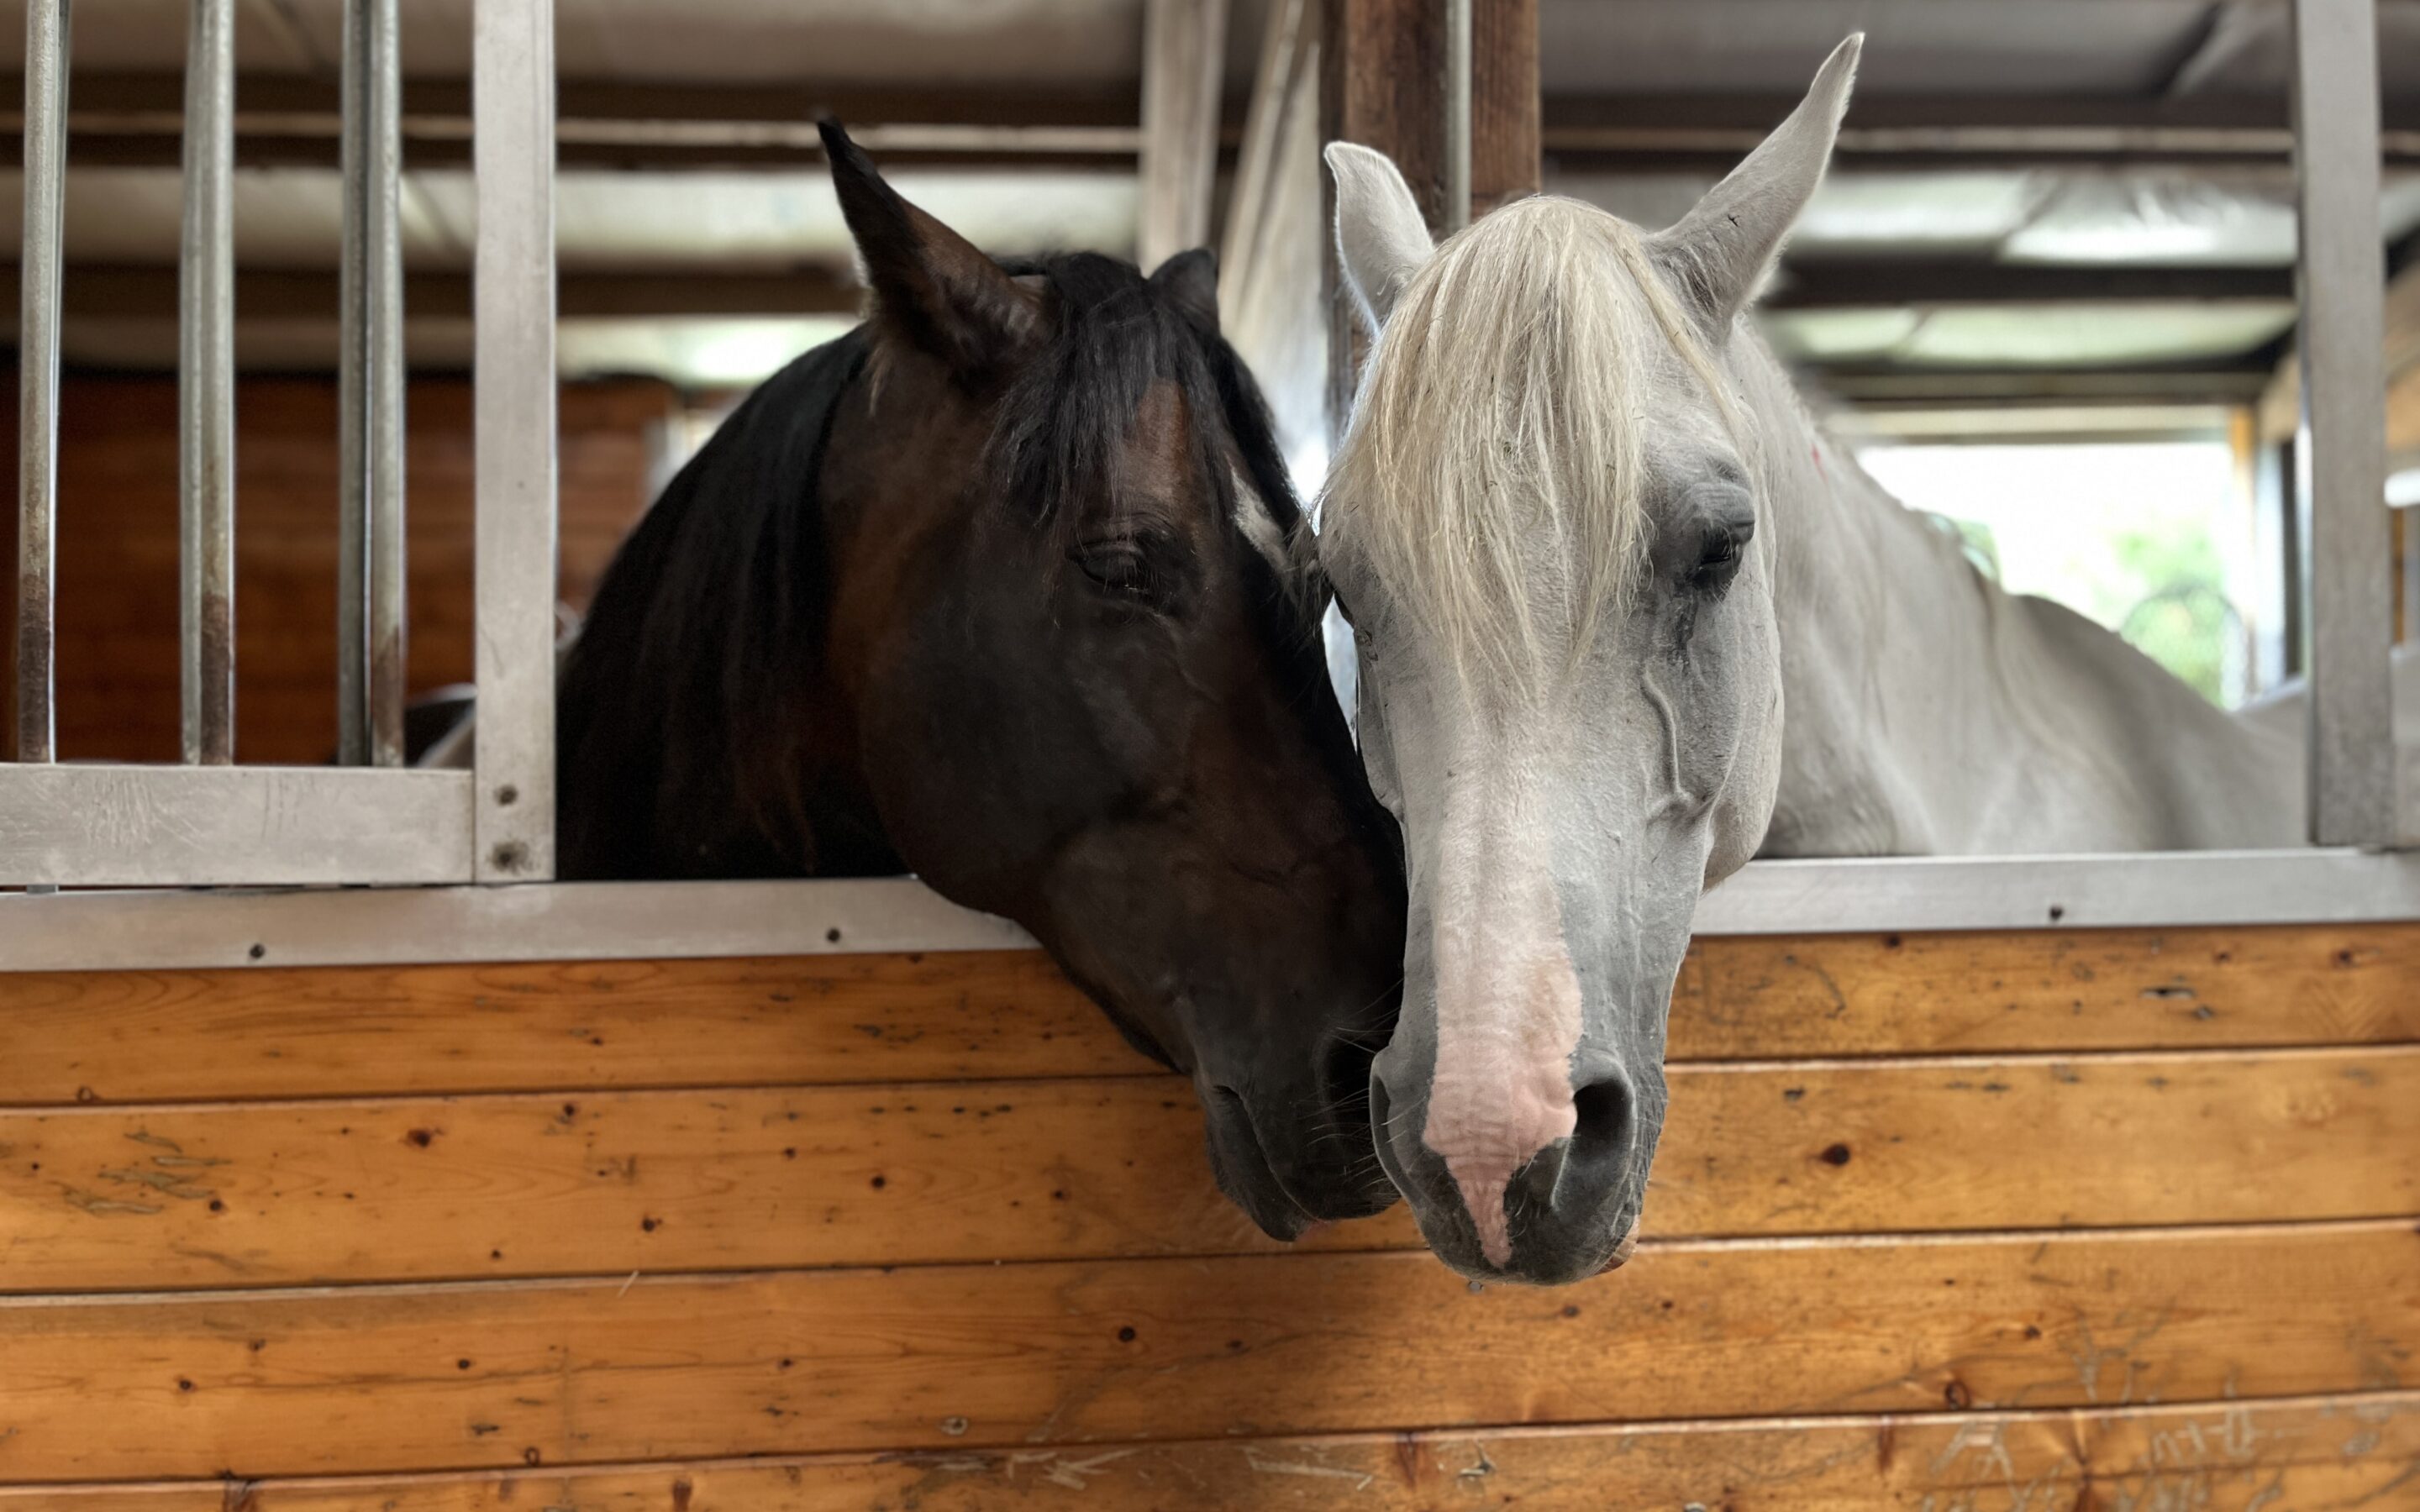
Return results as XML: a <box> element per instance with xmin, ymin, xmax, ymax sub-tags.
<box><xmin>1322</xmin><ymin>36</ymin><xmax>1859</xmax><ymax>1284</ymax></box>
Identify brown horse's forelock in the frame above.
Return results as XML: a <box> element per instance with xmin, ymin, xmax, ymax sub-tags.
<box><xmin>988</xmin><ymin>253</ymin><xmax>1318</xmax><ymax>629</ymax></box>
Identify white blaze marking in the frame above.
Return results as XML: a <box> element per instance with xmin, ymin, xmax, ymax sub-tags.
<box><xmin>1422</xmin><ymin>769</ymin><xmax>1585</xmax><ymax>1268</ymax></box>
<box><xmin>1233</xmin><ymin>468</ymin><xmax>1292</xmax><ymax>570</ymax></box>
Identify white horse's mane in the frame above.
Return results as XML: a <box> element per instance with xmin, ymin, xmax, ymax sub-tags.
<box><xmin>1323</xmin><ymin>194</ymin><xmax>1735</xmax><ymax>696</ymax></box>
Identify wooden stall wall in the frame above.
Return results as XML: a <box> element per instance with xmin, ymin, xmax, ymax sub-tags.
<box><xmin>0</xmin><ymin>370</ymin><xmax>681</xmax><ymax>764</ymax></box>
<box><xmin>1</xmin><ymin>925</ymin><xmax>2415</xmax><ymax>1509</ymax></box>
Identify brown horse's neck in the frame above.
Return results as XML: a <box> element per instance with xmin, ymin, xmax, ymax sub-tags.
<box><xmin>555</xmin><ymin>330</ymin><xmax>904</xmax><ymax>880</ymax></box>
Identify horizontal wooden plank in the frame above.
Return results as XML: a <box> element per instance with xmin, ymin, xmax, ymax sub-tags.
<box><xmin>6</xmin><ymin>1392</ymin><xmax>2415</xmax><ymax>1509</ymax></box>
<box><xmin>0</xmin><ymin>1222</ymin><xmax>2412</xmax><ymax>1481</ymax></box>
<box><xmin>3</xmin><ymin>923</ymin><xmax>2416</xmax><ymax>1106</ymax></box>
<box><xmin>1680</xmin><ymin>921</ymin><xmax>2420</xmax><ymax>1058</ymax></box>
<box><xmin>0</xmin><ymin>953</ymin><xmax>1132</xmax><ymax>1105</ymax></box>
<box><xmin>4</xmin><ymin>1049</ymin><xmax>2414</xmax><ymax>1289</ymax></box>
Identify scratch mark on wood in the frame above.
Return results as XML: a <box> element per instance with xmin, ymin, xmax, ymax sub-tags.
<box><xmin>97</xmin><ymin>1166</ymin><xmax>215</xmax><ymax>1200</ymax></box>
<box><xmin>60</xmin><ymin>1186</ymin><xmax>163</xmax><ymax>1215</ymax></box>
<box><xmin>1245</xmin><ymin>1447</ymin><xmax>1376</xmax><ymax>1489</ymax></box>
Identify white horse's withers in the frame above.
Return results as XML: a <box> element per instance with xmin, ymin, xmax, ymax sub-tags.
<box><xmin>1323</xmin><ymin>35</ymin><xmax>2410</xmax><ymax>1285</ymax></box>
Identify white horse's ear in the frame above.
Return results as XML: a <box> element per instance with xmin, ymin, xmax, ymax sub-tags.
<box><xmin>1325</xmin><ymin>141</ymin><xmax>1434</xmax><ymax>333</ymax></box>
<box><xmin>1649</xmin><ymin>33</ymin><xmax>1860</xmax><ymax>337</ymax></box>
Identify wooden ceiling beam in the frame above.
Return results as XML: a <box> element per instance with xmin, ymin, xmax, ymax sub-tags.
<box><xmin>1765</xmin><ymin>259</ymin><xmax>2296</xmax><ymax>310</ymax></box>
<box><xmin>0</xmin><ymin>263</ymin><xmax>861</xmax><ymax>323</ymax></box>
<box><xmin>0</xmin><ymin>72</ymin><xmax>1146</xmax><ymax>171</ymax></box>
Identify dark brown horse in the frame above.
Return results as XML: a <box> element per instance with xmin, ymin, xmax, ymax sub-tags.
<box><xmin>551</xmin><ymin>123</ymin><xmax>1407</xmax><ymax>1238</ymax></box>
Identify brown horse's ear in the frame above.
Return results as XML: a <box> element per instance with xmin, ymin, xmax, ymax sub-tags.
<box><xmin>1149</xmin><ymin>248</ymin><xmax>1219</xmax><ymax>335</ymax></box>
<box><xmin>819</xmin><ymin>118</ymin><xmax>1044</xmax><ymax>380</ymax></box>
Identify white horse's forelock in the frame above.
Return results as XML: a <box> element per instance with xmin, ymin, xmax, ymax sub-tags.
<box><xmin>1323</xmin><ymin>194</ymin><xmax>1735</xmax><ymax>698</ymax></box>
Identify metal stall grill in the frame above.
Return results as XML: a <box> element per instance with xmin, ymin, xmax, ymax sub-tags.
<box><xmin>0</xmin><ymin>0</ymin><xmax>2406</xmax><ymax>895</ymax></box>
<box><xmin>0</xmin><ymin>0</ymin><xmax>557</xmax><ymax>887</ymax></box>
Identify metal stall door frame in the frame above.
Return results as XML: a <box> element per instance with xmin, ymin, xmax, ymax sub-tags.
<box><xmin>0</xmin><ymin>0</ymin><xmax>557</xmax><ymax>888</ymax></box>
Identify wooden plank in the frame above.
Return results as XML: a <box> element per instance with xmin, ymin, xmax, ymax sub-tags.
<box><xmin>0</xmin><ymin>1222</ymin><xmax>2412</xmax><ymax>1480</ymax></box>
<box><xmin>7</xmin><ymin>1392</ymin><xmax>2416</xmax><ymax>1509</ymax></box>
<box><xmin>4</xmin><ymin>1049</ymin><xmax>2414</xmax><ymax>1290</ymax></box>
<box><xmin>6</xmin><ymin>927</ymin><xmax>2416</xmax><ymax>1106</ymax></box>
<box><xmin>0</xmin><ymin>953</ymin><xmax>1128</xmax><ymax>1106</ymax></box>
<box><xmin>1680</xmin><ymin>921</ymin><xmax>2420</xmax><ymax>1057</ymax></box>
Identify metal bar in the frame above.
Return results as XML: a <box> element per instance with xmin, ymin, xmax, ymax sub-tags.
<box><xmin>5</xmin><ymin>851</ymin><xmax>2420</xmax><ymax>974</ymax></box>
<box><xmin>335</xmin><ymin>0</ymin><xmax>367</xmax><ymax>764</ymax></box>
<box><xmin>2290</xmin><ymin>0</ymin><xmax>2396</xmax><ymax>846</ymax></box>
<box><xmin>14</xmin><ymin>0</ymin><xmax>68</xmax><ymax>768</ymax></box>
<box><xmin>1444</xmin><ymin>0</ymin><xmax>1471</xmax><ymax>232</ymax></box>
<box><xmin>472</xmin><ymin>0</ymin><xmax>559</xmax><ymax>880</ymax></box>
<box><xmin>0</xmin><ymin>764</ymin><xmax>474</xmax><ymax>887</ymax></box>
<box><xmin>338</xmin><ymin>0</ymin><xmax>406</xmax><ymax>768</ymax></box>
<box><xmin>178</xmin><ymin>0</ymin><xmax>235</xmax><ymax>766</ymax></box>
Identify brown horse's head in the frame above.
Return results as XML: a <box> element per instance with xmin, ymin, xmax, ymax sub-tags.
<box><xmin>558</xmin><ymin>125</ymin><xmax>1407</xmax><ymax>1238</ymax></box>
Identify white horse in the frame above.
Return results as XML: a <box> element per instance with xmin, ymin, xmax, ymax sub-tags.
<box><xmin>1322</xmin><ymin>34</ymin><xmax>2412</xmax><ymax>1284</ymax></box>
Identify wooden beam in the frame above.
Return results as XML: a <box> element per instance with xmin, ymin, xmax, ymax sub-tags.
<box><xmin>1469</xmin><ymin>0</ymin><xmax>1540</xmax><ymax>216</ymax></box>
<box><xmin>3</xmin><ymin>1046</ymin><xmax>2412</xmax><ymax>1289</ymax></box>
<box><xmin>2</xmin><ymin>1223</ymin><xmax>2413</xmax><ymax>1479</ymax></box>
<box><xmin>1767</xmin><ymin>258</ymin><xmax>2296</xmax><ymax>310</ymax></box>
<box><xmin>1545</xmin><ymin>92</ymin><xmax>2420</xmax><ymax>172</ymax></box>
<box><xmin>0</xmin><ymin>263</ymin><xmax>861</xmax><ymax>323</ymax></box>
<box><xmin>21</xmin><ymin>72</ymin><xmax>2420</xmax><ymax>176</ymax></box>
<box><xmin>0</xmin><ymin>72</ymin><xmax>1147</xmax><ymax>172</ymax></box>
<box><xmin>1321</xmin><ymin>0</ymin><xmax>1537</xmax><ymax>428</ymax></box>
<box><xmin>1137</xmin><ymin>0</ymin><xmax>1231</xmax><ymax>268</ymax></box>
<box><xmin>1818</xmin><ymin>365</ymin><xmax>2275</xmax><ymax>407</ymax></box>
<box><xmin>11</xmin><ymin>1394</ymin><xmax>2418</xmax><ymax>1510</ymax></box>
<box><xmin>3</xmin><ymin>926</ymin><xmax>2413</xmax><ymax>1107</ymax></box>
<box><xmin>49</xmin><ymin>255</ymin><xmax>2253</xmax><ymax>335</ymax></box>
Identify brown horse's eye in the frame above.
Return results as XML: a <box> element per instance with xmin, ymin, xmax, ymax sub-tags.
<box><xmin>1075</xmin><ymin>541</ymin><xmax>1159</xmax><ymax>602</ymax></box>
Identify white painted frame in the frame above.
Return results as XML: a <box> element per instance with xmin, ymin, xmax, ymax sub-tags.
<box><xmin>0</xmin><ymin>0</ymin><xmax>555</xmax><ymax>890</ymax></box>
<box><xmin>3</xmin><ymin>0</ymin><xmax>2412</xmax><ymax>937</ymax></box>
<box><xmin>3</xmin><ymin>853</ymin><xmax>2417</xmax><ymax>974</ymax></box>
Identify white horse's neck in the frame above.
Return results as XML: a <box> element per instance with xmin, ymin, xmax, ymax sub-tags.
<box><xmin>1733</xmin><ymin>339</ymin><xmax>2307</xmax><ymax>855</ymax></box>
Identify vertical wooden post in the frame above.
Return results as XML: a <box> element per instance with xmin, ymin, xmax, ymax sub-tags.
<box><xmin>1322</xmin><ymin>0</ymin><xmax>1537</xmax><ymax>435</ymax></box>
<box><xmin>1469</xmin><ymin>0</ymin><xmax>1539</xmax><ymax>218</ymax></box>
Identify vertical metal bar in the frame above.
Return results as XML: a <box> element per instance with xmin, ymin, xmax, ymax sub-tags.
<box><xmin>336</xmin><ymin>0</ymin><xmax>368</xmax><ymax>765</ymax></box>
<box><xmin>1443</xmin><ymin>0</ymin><xmax>1471</xmax><ymax>233</ymax></box>
<box><xmin>16</xmin><ymin>0</ymin><xmax>70</xmax><ymax>768</ymax></box>
<box><xmin>473</xmin><ymin>0</ymin><xmax>557</xmax><ymax>879</ymax></box>
<box><xmin>179</xmin><ymin>0</ymin><xmax>236</xmax><ymax>766</ymax></box>
<box><xmin>2290</xmin><ymin>0</ymin><xmax>2395</xmax><ymax>846</ymax></box>
<box><xmin>339</xmin><ymin>0</ymin><xmax>407</xmax><ymax>768</ymax></box>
